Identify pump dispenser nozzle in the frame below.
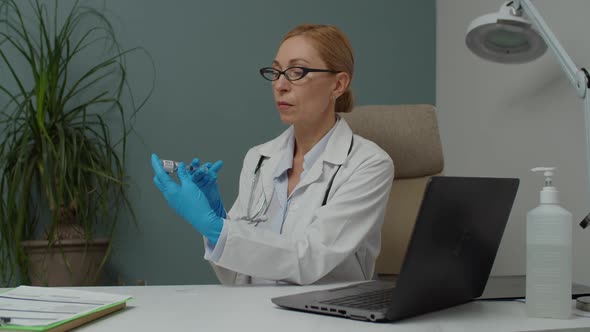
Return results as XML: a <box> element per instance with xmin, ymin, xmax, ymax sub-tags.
<box><xmin>531</xmin><ymin>167</ymin><xmax>559</xmax><ymax>204</ymax></box>
<box><xmin>531</xmin><ymin>167</ymin><xmax>555</xmax><ymax>186</ymax></box>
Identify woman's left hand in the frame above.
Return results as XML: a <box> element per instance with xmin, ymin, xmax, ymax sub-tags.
<box><xmin>190</xmin><ymin>158</ymin><xmax>226</xmax><ymax>218</ymax></box>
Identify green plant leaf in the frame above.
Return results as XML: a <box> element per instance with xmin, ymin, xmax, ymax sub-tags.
<box><xmin>0</xmin><ymin>0</ymin><xmax>154</xmax><ymax>286</ymax></box>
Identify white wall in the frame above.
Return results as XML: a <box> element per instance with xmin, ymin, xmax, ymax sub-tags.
<box><xmin>437</xmin><ymin>0</ymin><xmax>590</xmax><ymax>285</ymax></box>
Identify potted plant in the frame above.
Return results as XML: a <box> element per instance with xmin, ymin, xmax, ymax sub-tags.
<box><xmin>0</xmin><ymin>0</ymin><xmax>151</xmax><ymax>286</ymax></box>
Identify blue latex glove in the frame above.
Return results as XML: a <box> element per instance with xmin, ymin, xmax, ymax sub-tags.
<box><xmin>190</xmin><ymin>159</ymin><xmax>226</xmax><ymax>219</ymax></box>
<box><xmin>151</xmin><ymin>153</ymin><xmax>223</xmax><ymax>245</ymax></box>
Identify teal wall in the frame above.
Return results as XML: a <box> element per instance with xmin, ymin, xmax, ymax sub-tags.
<box><xmin>101</xmin><ymin>0</ymin><xmax>436</xmax><ymax>285</ymax></box>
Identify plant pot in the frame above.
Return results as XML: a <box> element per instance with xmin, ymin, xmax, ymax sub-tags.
<box><xmin>21</xmin><ymin>238</ymin><xmax>109</xmax><ymax>286</ymax></box>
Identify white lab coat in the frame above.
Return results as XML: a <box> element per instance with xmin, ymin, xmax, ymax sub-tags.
<box><xmin>207</xmin><ymin>117</ymin><xmax>394</xmax><ymax>285</ymax></box>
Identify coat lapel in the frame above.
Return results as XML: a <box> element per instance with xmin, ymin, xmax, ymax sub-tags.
<box><xmin>295</xmin><ymin>117</ymin><xmax>354</xmax><ymax>191</ymax></box>
<box><xmin>256</xmin><ymin>127</ymin><xmax>293</xmax><ymax>207</ymax></box>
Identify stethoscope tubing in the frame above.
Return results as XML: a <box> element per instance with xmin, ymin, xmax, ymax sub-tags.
<box><xmin>245</xmin><ymin>136</ymin><xmax>353</xmax><ymax>225</ymax></box>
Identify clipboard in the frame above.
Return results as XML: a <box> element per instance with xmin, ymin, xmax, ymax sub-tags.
<box><xmin>0</xmin><ymin>286</ymin><xmax>131</xmax><ymax>332</ymax></box>
<box><xmin>0</xmin><ymin>301</ymin><xmax>127</xmax><ymax>332</ymax></box>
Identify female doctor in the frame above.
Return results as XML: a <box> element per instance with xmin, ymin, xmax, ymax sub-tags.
<box><xmin>151</xmin><ymin>24</ymin><xmax>394</xmax><ymax>285</ymax></box>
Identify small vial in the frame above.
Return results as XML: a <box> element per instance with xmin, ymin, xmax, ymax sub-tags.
<box><xmin>161</xmin><ymin>159</ymin><xmax>180</xmax><ymax>173</ymax></box>
<box><xmin>161</xmin><ymin>159</ymin><xmax>198</xmax><ymax>173</ymax></box>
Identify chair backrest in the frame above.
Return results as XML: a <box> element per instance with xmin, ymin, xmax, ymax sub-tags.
<box><xmin>342</xmin><ymin>104</ymin><xmax>444</xmax><ymax>277</ymax></box>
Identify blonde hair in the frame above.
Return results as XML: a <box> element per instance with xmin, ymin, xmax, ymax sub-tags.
<box><xmin>281</xmin><ymin>24</ymin><xmax>355</xmax><ymax>113</ymax></box>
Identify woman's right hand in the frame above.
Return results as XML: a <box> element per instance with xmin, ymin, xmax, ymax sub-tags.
<box><xmin>190</xmin><ymin>158</ymin><xmax>226</xmax><ymax>219</ymax></box>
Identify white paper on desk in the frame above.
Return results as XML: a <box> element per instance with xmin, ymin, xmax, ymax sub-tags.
<box><xmin>0</xmin><ymin>286</ymin><xmax>130</xmax><ymax>326</ymax></box>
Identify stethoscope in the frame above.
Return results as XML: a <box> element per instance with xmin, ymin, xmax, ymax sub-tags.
<box><xmin>244</xmin><ymin>137</ymin><xmax>353</xmax><ymax>226</ymax></box>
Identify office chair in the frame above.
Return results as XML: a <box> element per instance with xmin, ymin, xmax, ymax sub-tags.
<box><xmin>342</xmin><ymin>104</ymin><xmax>444</xmax><ymax>279</ymax></box>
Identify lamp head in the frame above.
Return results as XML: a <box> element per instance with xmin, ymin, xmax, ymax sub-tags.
<box><xmin>466</xmin><ymin>1</ymin><xmax>547</xmax><ymax>64</ymax></box>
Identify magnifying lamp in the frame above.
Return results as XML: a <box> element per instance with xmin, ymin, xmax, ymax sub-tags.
<box><xmin>465</xmin><ymin>0</ymin><xmax>590</xmax><ymax>311</ymax></box>
<box><xmin>466</xmin><ymin>2</ymin><xmax>547</xmax><ymax>64</ymax></box>
<box><xmin>466</xmin><ymin>0</ymin><xmax>590</xmax><ymax>226</ymax></box>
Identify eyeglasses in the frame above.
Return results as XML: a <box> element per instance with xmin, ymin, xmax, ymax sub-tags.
<box><xmin>259</xmin><ymin>66</ymin><xmax>339</xmax><ymax>81</ymax></box>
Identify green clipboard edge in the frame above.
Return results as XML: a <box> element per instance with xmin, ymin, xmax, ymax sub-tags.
<box><xmin>0</xmin><ymin>290</ymin><xmax>132</xmax><ymax>332</ymax></box>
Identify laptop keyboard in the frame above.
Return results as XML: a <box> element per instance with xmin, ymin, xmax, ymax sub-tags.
<box><xmin>320</xmin><ymin>287</ymin><xmax>394</xmax><ymax>310</ymax></box>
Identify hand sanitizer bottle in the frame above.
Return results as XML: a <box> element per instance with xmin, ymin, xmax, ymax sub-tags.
<box><xmin>526</xmin><ymin>167</ymin><xmax>572</xmax><ymax>318</ymax></box>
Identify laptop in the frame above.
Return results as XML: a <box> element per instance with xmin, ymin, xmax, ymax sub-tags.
<box><xmin>271</xmin><ymin>176</ymin><xmax>520</xmax><ymax>322</ymax></box>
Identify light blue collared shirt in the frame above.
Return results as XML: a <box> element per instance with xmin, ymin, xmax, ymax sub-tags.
<box><xmin>270</xmin><ymin>120</ymin><xmax>338</xmax><ymax>233</ymax></box>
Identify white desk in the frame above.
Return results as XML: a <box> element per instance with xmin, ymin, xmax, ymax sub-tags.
<box><xmin>65</xmin><ymin>284</ymin><xmax>590</xmax><ymax>332</ymax></box>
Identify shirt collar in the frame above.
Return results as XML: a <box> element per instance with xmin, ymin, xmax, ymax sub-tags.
<box><xmin>272</xmin><ymin>117</ymin><xmax>340</xmax><ymax>178</ymax></box>
<box><xmin>273</xmin><ymin>134</ymin><xmax>294</xmax><ymax>178</ymax></box>
<box><xmin>302</xmin><ymin>117</ymin><xmax>339</xmax><ymax>172</ymax></box>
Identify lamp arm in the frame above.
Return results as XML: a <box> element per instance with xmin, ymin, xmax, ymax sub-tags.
<box><xmin>513</xmin><ymin>0</ymin><xmax>590</xmax><ymax>228</ymax></box>
<box><xmin>514</xmin><ymin>0</ymin><xmax>582</xmax><ymax>91</ymax></box>
<box><xmin>581</xmin><ymin>94</ymin><xmax>590</xmax><ymax>229</ymax></box>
